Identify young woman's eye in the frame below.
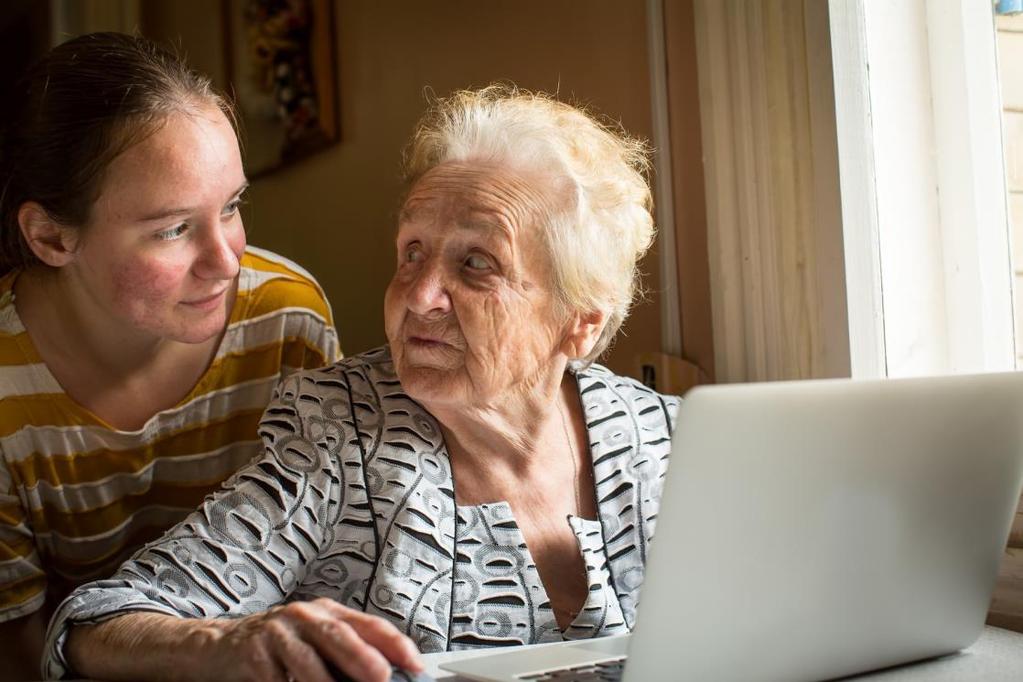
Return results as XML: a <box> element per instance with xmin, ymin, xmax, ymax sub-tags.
<box><xmin>156</xmin><ymin>224</ymin><xmax>189</xmax><ymax>241</ymax></box>
<box><xmin>464</xmin><ymin>253</ymin><xmax>491</xmax><ymax>271</ymax></box>
<box><xmin>223</xmin><ymin>196</ymin><xmax>246</xmax><ymax>216</ymax></box>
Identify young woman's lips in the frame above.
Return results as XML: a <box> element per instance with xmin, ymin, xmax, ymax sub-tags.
<box><xmin>182</xmin><ymin>289</ymin><xmax>226</xmax><ymax>310</ymax></box>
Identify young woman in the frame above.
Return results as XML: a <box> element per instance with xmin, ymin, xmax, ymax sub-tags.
<box><xmin>0</xmin><ymin>32</ymin><xmax>340</xmax><ymax>678</ymax></box>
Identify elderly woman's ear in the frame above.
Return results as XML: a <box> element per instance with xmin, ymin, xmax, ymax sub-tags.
<box><xmin>560</xmin><ymin>309</ymin><xmax>608</xmax><ymax>360</ymax></box>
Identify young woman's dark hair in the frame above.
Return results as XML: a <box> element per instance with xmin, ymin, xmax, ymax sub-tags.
<box><xmin>0</xmin><ymin>31</ymin><xmax>235</xmax><ymax>275</ymax></box>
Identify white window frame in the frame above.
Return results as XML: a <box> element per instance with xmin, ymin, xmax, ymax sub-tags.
<box><xmin>829</xmin><ymin>0</ymin><xmax>1016</xmax><ymax>378</ymax></box>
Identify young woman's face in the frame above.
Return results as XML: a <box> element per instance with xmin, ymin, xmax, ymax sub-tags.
<box><xmin>65</xmin><ymin>106</ymin><xmax>248</xmax><ymax>345</ymax></box>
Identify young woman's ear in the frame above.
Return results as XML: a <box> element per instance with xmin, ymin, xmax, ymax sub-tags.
<box><xmin>561</xmin><ymin>308</ymin><xmax>608</xmax><ymax>360</ymax></box>
<box><xmin>18</xmin><ymin>202</ymin><xmax>78</xmax><ymax>267</ymax></box>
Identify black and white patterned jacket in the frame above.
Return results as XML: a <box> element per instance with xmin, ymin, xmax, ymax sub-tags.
<box><xmin>44</xmin><ymin>347</ymin><xmax>680</xmax><ymax>678</ymax></box>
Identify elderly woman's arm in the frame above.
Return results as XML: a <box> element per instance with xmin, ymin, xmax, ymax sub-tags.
<box><xmin>63</xmin><ymin>600</ymin><xmax>420</xmax><ymax>682</ymax></box>
<box><xmin>44</xmin><ymin>372</ymin><xmax>422</xmax><ymax>682</ymax></box>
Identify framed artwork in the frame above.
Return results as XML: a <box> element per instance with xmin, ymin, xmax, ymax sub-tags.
<box><xmin>223</xmin><ymin>0</ymin><xmax>339</xmax><ymax>177</ymax></box>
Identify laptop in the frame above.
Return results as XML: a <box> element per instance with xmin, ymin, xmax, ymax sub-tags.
<box><xmin>440</xmin><ymin>371</ymin><xmax>1023</xmax><ymax>681</ymax></box>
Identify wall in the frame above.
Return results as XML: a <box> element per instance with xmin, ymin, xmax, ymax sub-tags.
<box><xmin>144</xmin><ymin>1</ymin><xmax>662</xmax><ymax>376</ymax></box>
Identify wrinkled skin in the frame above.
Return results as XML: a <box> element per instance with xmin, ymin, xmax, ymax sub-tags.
<box><xmin>66</xmin><ymin>599</ymin><xmax>423</xmax><ymax>682</ymax></box>
<box><xmin>195</xmin><ymin>599</ymin><xmax>422</xmax><ymax>682</ymax></box>
<box><xmin>384</xmin><ymin>161</ymin><xmax>574</xmax><ymax>414</ymax></box>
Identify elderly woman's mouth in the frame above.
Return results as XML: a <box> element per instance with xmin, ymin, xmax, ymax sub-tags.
<box><xmin>407</xmin><ymin>335</ymin><xmax>452</xmax><ymax>348</ymax></box>
<box><xmin>404</xmin><ymin>335</ymin><xmax>465</xmax><ymax>359</ymax></box>
<box><xmin>402</xmin><ymin>336</ymin><xmax>463</xmax><ymax>368</ymax></box>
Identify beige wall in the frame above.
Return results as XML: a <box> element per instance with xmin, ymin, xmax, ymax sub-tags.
<box><xmin>144</xmin><ymin>1</ymin><xmax>662</xmax><ymax>377</ymax></box>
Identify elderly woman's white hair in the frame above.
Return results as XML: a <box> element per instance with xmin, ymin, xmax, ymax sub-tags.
<box><xmin>402</xmin><ymin>84</ymin><xmax>655</xmax><ymax>364</ymax></box>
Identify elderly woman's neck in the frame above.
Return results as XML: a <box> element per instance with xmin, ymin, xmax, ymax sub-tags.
<box><xmin>432</xmin><ymin>367</ymin><xmax>576</xmax><ymax>475</ymax></box>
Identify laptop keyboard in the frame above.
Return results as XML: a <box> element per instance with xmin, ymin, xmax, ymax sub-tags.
<box><xmin>517</xmin><ymin>656</ymin><xmax>626</xmax><ymax>681</ymax></box>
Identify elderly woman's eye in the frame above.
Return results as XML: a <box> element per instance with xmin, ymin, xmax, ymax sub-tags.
<box><xmin>464</xmin><ymin>253</ymin><xmax>490</xmax><ymax>271</ymax></box>
<box><xmin>404</xmin><ymin>246</ymin><xmax>424</xmax><ymax>263</ymax></box>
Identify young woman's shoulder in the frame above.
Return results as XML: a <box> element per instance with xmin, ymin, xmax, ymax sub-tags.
<box><xmin>236</xmin><ymin>246</ymin><xmax>332</xmax><ymax>319</ymax></box>
<box><xmin>233</xmin><ymin>246</ymin><xmax>341</xmax><ymax>364</ymax></box>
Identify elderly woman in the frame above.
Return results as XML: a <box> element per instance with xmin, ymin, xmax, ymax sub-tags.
<box><xmin>43</xmin><ymin>86</ymin><xmax>680</xmax><ymax>682</ymax></box>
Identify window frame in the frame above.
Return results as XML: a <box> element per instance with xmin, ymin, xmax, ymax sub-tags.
<box><xmin>830</xmin><ymin>0</ymin><xmax>1016</xmax><ymax>378</ymax></box>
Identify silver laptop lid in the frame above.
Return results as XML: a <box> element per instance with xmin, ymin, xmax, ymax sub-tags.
<box><xmin>626</xmin><ymin>371</ymin><xmax>1023</xmax><ymax>681</ymax></box>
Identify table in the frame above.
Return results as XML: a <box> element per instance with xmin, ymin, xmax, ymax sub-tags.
<box><xmin>420</xmin><ymin>626</ymin><xmax>1023</xmax><ymax>681</ymax></box>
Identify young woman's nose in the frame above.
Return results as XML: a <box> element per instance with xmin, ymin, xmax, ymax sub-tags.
<box><xmin>406</xmin><ymin>259</ymin><xmax>452</xmax><ymax>318</ymax></box>
<box><xmin>194</xmin><ymin>224</ymin><xmax>241</xmax><ymax>281</ymax></box>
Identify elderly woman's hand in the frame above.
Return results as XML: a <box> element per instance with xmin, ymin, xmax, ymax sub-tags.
<box><xmin>211</xmin><ymin>601</ymin><xmax>423</xmax><ymax>678</ymax></box>
<box><xmin>65</xmin><ymin>600</ymin><xmax>423</xmax><ymax>682</ymax></box>
<box><xmin>199</xmin><ymin>599</ymin><xmax>423</xmax><ymax>682</ymax></box>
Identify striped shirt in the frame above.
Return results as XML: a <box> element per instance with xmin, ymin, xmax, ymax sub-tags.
<box><xmin>0</xmin><ymin>246</ymin><xmax>341</xmax><ymax>622</ymax></box>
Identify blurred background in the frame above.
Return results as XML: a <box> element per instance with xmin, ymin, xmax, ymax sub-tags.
<box><xmin>0</xmin><ymin>0</ymin><xmax>668</xmax><ymax>378</ymax></box>
<box><xmin>3</xmin><ymin>0</ymin><xmax>1022</xmax><ymax>635</ymax></box>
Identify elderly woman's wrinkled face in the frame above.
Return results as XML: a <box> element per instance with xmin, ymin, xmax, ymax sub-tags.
<box><xmin>384</xmin><ymin>161</ymin><xmax>570</xmax><ymax>408</ymax></box>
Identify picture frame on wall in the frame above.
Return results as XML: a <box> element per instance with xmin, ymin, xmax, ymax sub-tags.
<box><xmin>223</xmin><ymin>0</ymin><xmax>339</xmax><ymax>177</ymax></box>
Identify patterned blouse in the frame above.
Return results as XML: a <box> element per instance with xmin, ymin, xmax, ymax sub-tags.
<box><xmin>44</xmin><ymin>347</ymin><xmax>679</xmax><ymax>678</ymax></box>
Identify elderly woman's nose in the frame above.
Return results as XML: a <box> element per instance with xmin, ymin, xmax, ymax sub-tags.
<box><xmin>407</xmin><ymin>260</ymin><xmax>452</xmax><ymax>316</ymax></box>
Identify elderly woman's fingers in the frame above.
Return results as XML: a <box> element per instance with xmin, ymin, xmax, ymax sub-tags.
<box><xmin>214</xmin><ymin>600</ymin><xmax>416</xmax><ymax>682</ymax></box>
<box><xmin>231</xmin><ymin>618</ymin><xmax>292</xmax><ymax>682</ymax></box>
<box><xmin>298</xmin><ymin>616</ymin><xmax>393</xmax><ymax>682</ymax></box>
<box><xmin>316</xmin><ymin>599</ymin><xmax>424</xmax><ymax>672</ymax></box>
<box><xmin>264</xmin><ymin>618</ymin><xmax>335</xmax><ymax>682</ymax></box>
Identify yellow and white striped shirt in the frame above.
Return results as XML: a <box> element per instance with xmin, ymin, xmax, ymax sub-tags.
<box><xmin>0</xmin><ymin>246</ymin><xmax>340</xmax><ymax>622</ymax></box>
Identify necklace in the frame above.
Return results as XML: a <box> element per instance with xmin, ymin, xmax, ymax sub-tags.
<box><xmin>558</xmin><ymin>398</ymin><xmax>583</xmax><ymax>517</ymax></box>
<box><xmin>554</xmin><ymin>396</ymin><xmax>586</xmax><ymax>626</ymax></box>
